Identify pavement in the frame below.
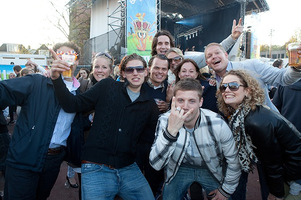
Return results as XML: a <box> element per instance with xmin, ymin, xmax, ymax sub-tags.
<box><xmin>6</xmin><ymin>121</ymin><xmax>261</xmax><ymax>200</ymax></box>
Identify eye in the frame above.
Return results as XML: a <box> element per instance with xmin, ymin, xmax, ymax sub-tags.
<box><xmin>177</xmin><ymin>99</ymin><xmax>184</xmax><ymax>103</ymax></box>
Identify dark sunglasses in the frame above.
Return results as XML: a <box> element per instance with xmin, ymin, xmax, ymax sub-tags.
<box><xmin>219</xmin><ymin>82</ymin><xmax>245</xmax><ymax>92</ymax></box>
<box><xmin>168</xmin><ymin>56</ymin><xmax>183</xmax><ymax>62</ymax></box>
<box><xmin>95</xmin><ymin>52</ymin><xmax>113</xmax><ymax>61</ymax></box>
<box><xmin>124</xmin><ymin>66</ymin><xmax>145</xmax><ymax>74</ymax></box>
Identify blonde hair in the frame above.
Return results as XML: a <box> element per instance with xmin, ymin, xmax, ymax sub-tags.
<box><xmin>204</xmin><ymin>43</ymin><xmax>227</xmax><ymax>59</ymax></box>
<box><xmin>216</xmin><ymin>70</ymin><xmax>265</xmax><ymax>117</ymax></box>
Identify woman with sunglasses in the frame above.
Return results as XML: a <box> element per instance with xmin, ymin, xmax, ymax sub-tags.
<box><xmin>216</xmin><ymin>69</ymin><xmax>301</xmax><ymax>200</ymax></box>
<box><xmin>50</xmin><ymin>53</ymin><xmax>159</xmax><ymax>199</ymax></box>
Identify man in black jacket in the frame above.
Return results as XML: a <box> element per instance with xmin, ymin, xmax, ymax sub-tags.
<box><xmin>50</xmin><ymin>53</ymin><xmax>159</xmax><ymax>200</ymax></box>
<box><xmin>0</xmin><ymin>42</ymin><xmax>83</xmax><ymax>200</ymax></box>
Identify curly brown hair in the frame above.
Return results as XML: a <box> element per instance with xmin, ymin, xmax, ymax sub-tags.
<box><xmin>151</xmin><ymin>30</ymin><xmax>175</xmax><ymax>56</ymax></box>
<box><xmin>216</xmin><ymin>70</ymin><xmax>265</xmax><ymax>117</ymax></box>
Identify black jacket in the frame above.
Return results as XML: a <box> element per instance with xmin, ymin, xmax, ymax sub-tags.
<box><xmin>245</xmin><ymin>105</ymin><xmax>301</xmax><ymax>198</ymax></box>
<box><xmin>52</xmin><ymin>77</ymin><xmax>160</xmax><ymax>169</ymax></box>
<box><xmin>0</xmin><ymin>74</ymin><xmax>83</xmax><ymax>172</ymax></box>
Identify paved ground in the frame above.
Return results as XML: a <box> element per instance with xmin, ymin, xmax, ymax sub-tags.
<box><xmin>7</xmin><ymin>122</ymin><xmax>261</xmax><ymax>200</ymax></box>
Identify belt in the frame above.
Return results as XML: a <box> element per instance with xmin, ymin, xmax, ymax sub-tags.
<box><xmin>47</xmin><ymin>146</ymin><xmax>65</xmax><ymax>155</ymax></box>
<box><xmin>82</xmin><ymin>160</ymin><xmax>116</xmax><ymax>169</ymax></box>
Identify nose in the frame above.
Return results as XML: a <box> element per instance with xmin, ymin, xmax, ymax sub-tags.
<box><xmin>182</xmin><ymin>101</ymin><xmax>189</xmax><ymax>110</ymax></box>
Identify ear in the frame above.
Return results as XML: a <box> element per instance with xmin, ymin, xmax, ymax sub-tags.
<box><xmin>144</xmin><ymin>68</ymin><xmax>148</xmax><ymax>77</ymax></box>
<box><xmin>199</xmin><ymin>97</ymin><xmax>203</xmax><ymax>108</ymax></box>
<box><xmin>225</xmin><ymin>52</ymin><xmax>229</xmax><ymax>59</ymax></box>
<box><xmin>121</xmin><ymin>70</ymin><xmax>126</xmax><ymax>79</ymax></box>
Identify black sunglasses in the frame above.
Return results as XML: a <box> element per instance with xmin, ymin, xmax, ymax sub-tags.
<box><xmin>219</xmin><ymin>82</ymin><xmax>245</xmax><ymax>92</ymax></box>
<box><xmin>124</xmin><ymin>66</ymin><xmax>145</xmax><ymax>74</ymax></box>
<box><xmin>95</xmin><ymin>52</ymin><xmax>113</xmax><ymax>61</ymax></box>
<box><xmin>168</xmin><ymin>56</ymin><xmax>183</xmax><ymax>62</ymax></box>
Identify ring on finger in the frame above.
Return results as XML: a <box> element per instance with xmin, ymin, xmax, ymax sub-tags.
<box><xmin>176</xmin><ymin>107</ymin><xmax>181</xmax><ymax>112</ymax></box>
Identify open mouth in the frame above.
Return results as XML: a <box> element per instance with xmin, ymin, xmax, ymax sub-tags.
<box><xmin>214</xmin><ymin>60</ymin><xmax>221</xmax><ymax>65</ymax></box>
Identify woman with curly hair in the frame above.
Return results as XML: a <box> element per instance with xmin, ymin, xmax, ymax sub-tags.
<box><xmin>216</xmin><ymin>69</ymin><xmax>301</xmax><ymax>200</ymax></box>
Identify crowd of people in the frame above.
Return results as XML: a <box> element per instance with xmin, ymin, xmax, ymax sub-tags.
<box><xmin>0</xmin><ymin>17</ymin><xmax>301</xmax><ymax>200</ymax></box>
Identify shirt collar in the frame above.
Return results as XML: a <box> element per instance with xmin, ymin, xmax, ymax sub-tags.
<box><xmin>147</xmin><ymin>79</ymin><xmax>165</xmax><ymax>90</ymax></box>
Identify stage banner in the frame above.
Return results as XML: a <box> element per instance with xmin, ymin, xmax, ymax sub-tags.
<box><xmin>126</xmin><ymin>0</ymin><xmax>157</xmax><ymax>59</ymax></box>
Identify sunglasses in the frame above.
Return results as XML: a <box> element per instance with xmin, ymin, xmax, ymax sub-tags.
<box><xmin>124</xmin><ymin>66</ymin><xmax>145</xmax><ymax>74</ymax></box>
<box><xmin>219</xmin><ymin>82</ymin><xmax>245</xmax><ymax>92</ymax></box>
<box><xmin>95</xmin><ymin>52</ymin><xmax>113</xmax><ymax>61</ymax></box>
<box><xmin>168</xmin><ymin>56</ymin><xmax>183</xmax><ymax>62</ymax></box>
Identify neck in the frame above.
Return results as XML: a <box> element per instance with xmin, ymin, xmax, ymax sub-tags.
<box><xmin>150</xmin><ymin>78</ymin><xmax>161</xmax><ymax>87</ymax></box>
<box><xmin>127</xmin><ymin>85</ymin><xmax>141</xmax><ymax>93</ymax></box>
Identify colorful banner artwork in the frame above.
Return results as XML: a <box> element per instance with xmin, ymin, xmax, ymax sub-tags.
<box><xmin>126</xmin><ymin>0</ymin><xmax>157</xmax><ymax>57</ymax></box>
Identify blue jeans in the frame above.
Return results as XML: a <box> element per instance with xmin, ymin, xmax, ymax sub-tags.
<box><xmin>163</xmin><ymin>165</ymin><xmax>224</xmax><ymax>200</ymax></box>
<box><xmin>81</xmin><ymin>162</ymin><xmax>154</xmax><ymax>200</ymax></box>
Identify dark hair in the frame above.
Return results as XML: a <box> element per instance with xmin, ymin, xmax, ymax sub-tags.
<box><xmin>174</xmin><ymin>78</ymin><xmax>203</xmax><ymax>99</ymax></box>
<box><xmin>53</xmin><ymin>42</ymin><xmax>81</xmax><ymax>60</ymax></box>
<box><xmin>76</xmin><ymin>68</ymin><xmax>90</xmax><ymax>79</ymax></box>
<box><xmin>13</xmin><ymin>65</ymin><xmax>22</xmax><ymax>72</ymax></box>
<box><xmin>272</xmin><ymin>59</ymin><xmax>283</xmax><ymax>68</ymax></box>
<box><xmin>175</xmin><ymin>59</ymin><xmax>206</xmax><ymax>83</ymax></box>
<box><xmin>148</xmin><ymin>54</ymin><xmax>170</xmax><ymax>69</ymax></box>
<box><xmin>119</xmin><ymin>53</ymin><xmax>147</xmax><ymax>72</ymax></box>
<box><xmin>151</xmin><ymin>30</ymin><xmax>175</xmax><ymax>56</ymax></box>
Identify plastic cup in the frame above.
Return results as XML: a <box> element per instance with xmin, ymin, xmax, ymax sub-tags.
<box><xmin>287</xmin><ymin>42</ymin><xmax>301</xmax><ymax>68</ymax></box>
<box><xmin>62</xmin><ymin>54</ymin><xmax>76</xmax><ymax>78</ymax></box>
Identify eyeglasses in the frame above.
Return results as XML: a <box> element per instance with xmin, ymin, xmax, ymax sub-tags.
<box><xmin>124</xmin><ymin>66</ymin><xmax>145</xmax><ymax>74</ymax></box>
<box><xmin>95</xmin><ymin>52</ymin><xmax>113</xmax><ymax>61</ymax></box>
<box><xmin>168</xmin><ymin>56</ymin><xmax>183</xmax><ymax>63</ymax></box>
<box><xmin>219</xmin><ymin>82</ymin><xmax>245</xmax><ymax>92</ymax></box>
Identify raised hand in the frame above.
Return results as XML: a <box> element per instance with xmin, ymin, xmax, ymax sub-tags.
<box><xmin>167</xmin><ymin>97</ymin><xmax>193</xmax><ymax>136</ymax></box>
<box><xmin>49</xmin><ymin>49</ymin><xmax>71</xmax><ymax>80</ymax></box>
<box><xmin>231</xmin><ymin>18</ymin><xmax>243</xmax><ymax>40</ymax></box>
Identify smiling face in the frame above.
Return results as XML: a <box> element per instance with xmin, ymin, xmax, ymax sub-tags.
<box><xmin>167</xmin><ymin>52</ymin><xmax>183</xmax><ymax>72</ymax></box>
<box><xmin>221</xmin><ymin>74</ymin><xmax>248</xmax><ymax>109</ymax></box>
<box><xmin>178</xmin><ymin>62</ymin><xmax>199</xmax><ymax>80</ymax></box>
<box><xmin>156</xmin><ymin>35</ymin><xmax>171</xmax><ymax>55</ymax></box>
<box><xmin>205</xmin><ymin>45</ymin><xmax>229</xmax><ymax>77</ymax></box>
<box><xmin>92</xmin><ymin>57</ymin><xmax>112</xmax><ymax>82</ymax></box>
<box><xmin>79</xmin><ymin>69</ymin><xmax>88</xmax><ymax>79</ymax></box>
<box><xmin>149</xmin><ymin>57</ymin><xmax>169</xmax><ymax>86</ymax></box>
<box><xmin>122</xmin><ymin>59</ymin><xmax>147</xmax><ymax>92</ymax></box>
<box><xmin>175</xmin><ymin>90</ymin><xmax>203</xmax><ymax>129</ymax></box>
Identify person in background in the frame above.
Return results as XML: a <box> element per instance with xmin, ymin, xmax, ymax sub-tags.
<box><xmin>20</xmin><ymin>68</ymin><xmax>34</xmax><ymax>77</ymax></box>
<box><xmin>149</xmin><ymin>78</ymin><xmax>241</xmax><ymax>200</ymax></box>
<box><xmin>76</xmin><ymin>68</ymin><xmax>90</xmax><ymax>80</ymax></box>
<box><xmin>166</xmin><ymin>47</ymin><xmax>184</xmax><ymax>84</ymax></box>
<box><xmin>12</xmin><ymin>65</ymin><xmax>22</xmax><ymax>77</ymax></box>
<box><xmin>50</xmin><ymin>53</ymin><xmax>159</xmax><ymax>200</ymax></box>
<box><xmin>152</xmin><ymin>18</ymin><xmax>243</xmax><ymax>69</ymax></box>
<box><xmin>216</xmin><ymin>69</ymin><xmax>301</xmax><ymax>200</ymax></box>
<box><xmin>273</xmin><ymin>59</ymin><xmax>283</xmax><ymax>69</ymax></box>
<box><xmin>25</xmin><ymin>59</ymin><xmax>47</xmax><ymax>75</ymax></box>
<box><xmin>0</xmin><ymin>42</ymin><xmax>83</xmax><ymax>200</ymax></box>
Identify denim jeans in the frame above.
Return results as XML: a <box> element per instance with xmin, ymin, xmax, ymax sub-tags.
<box><xmin>81</xmin><ymin>162</ymin><xmax>154</xmax><ymax>200</ymax></box>
<box><xmin>163</xmin><ymin>165</ymin><xmax>224</xmax><ymax>200</ymax></box>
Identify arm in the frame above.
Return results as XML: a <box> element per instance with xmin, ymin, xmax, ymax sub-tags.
<box><xmin>218</xmin><ymin>121</ymin><xmax>241</xmax><ymax>196</ymax></box>
<box><xmin>184</xmin><ymin>18</ymin><xmax>243</xmax><ymax>68</ymax></box>
<box><xmin>0</xmin><ymin>76</ymin><xmax>33</xmax><ymax>109</ymax></box>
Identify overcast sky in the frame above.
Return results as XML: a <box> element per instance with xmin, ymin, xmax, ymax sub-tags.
<box><xmin>0</xmin><ymin>0</ymin><xmax>299</xmax><ymax>49</ymax></box>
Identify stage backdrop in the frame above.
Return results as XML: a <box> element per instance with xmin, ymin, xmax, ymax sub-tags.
<box><xmin>126</xmin><ymin>0</ymin><xmax>157</xmax><ymax>59</ymax></box>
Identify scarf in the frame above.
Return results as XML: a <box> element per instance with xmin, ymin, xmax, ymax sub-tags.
<box><xmin>229</xmin><ymin>104</ymin><xmax>258</xmax><ymax>173</ymax></box>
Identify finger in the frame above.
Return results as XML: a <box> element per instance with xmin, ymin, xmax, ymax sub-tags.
<box><xmin>50</xmin><ymin>49</ymin><xmax>60</xmax><ymax>60</ymax></box>
<box><xmin>232</xmin><ymin>19</ymin><xmax>236</xmax><ymax>29</ymax></box>
<box><xmin>238</xmin><ymin>18</ymin><xmax>242</xmax><ymax>26</ymax></box>
<box><xmin>183</xmin><ymin>108</ymin><xmax>193</xmax><ymax>119</ymax></box>
<box><xmin>171</xmin><ymin>97</ymin><xmax>176</xmax><ymax>110</ymax></box>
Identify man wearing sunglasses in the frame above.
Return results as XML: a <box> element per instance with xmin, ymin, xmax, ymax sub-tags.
<box><xmin>1</xmin><ymin>42</ymin><xmax>83</xmax><ymax>200</ymax></box>
<box><xmin>205</xmin><ymin>42</ymin><xmax>301</xmax><ymax>112</ymax></box>
<box><xmin>150</xmin><ymin>78</ymin><xmax>240</xmax><ymax>200</ymax></box>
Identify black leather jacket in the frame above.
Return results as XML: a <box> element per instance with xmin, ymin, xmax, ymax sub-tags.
<box><xmin>245</xmin><ymin>105</ymin><xmax>301</xmax><ymax>198</ymax></box>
